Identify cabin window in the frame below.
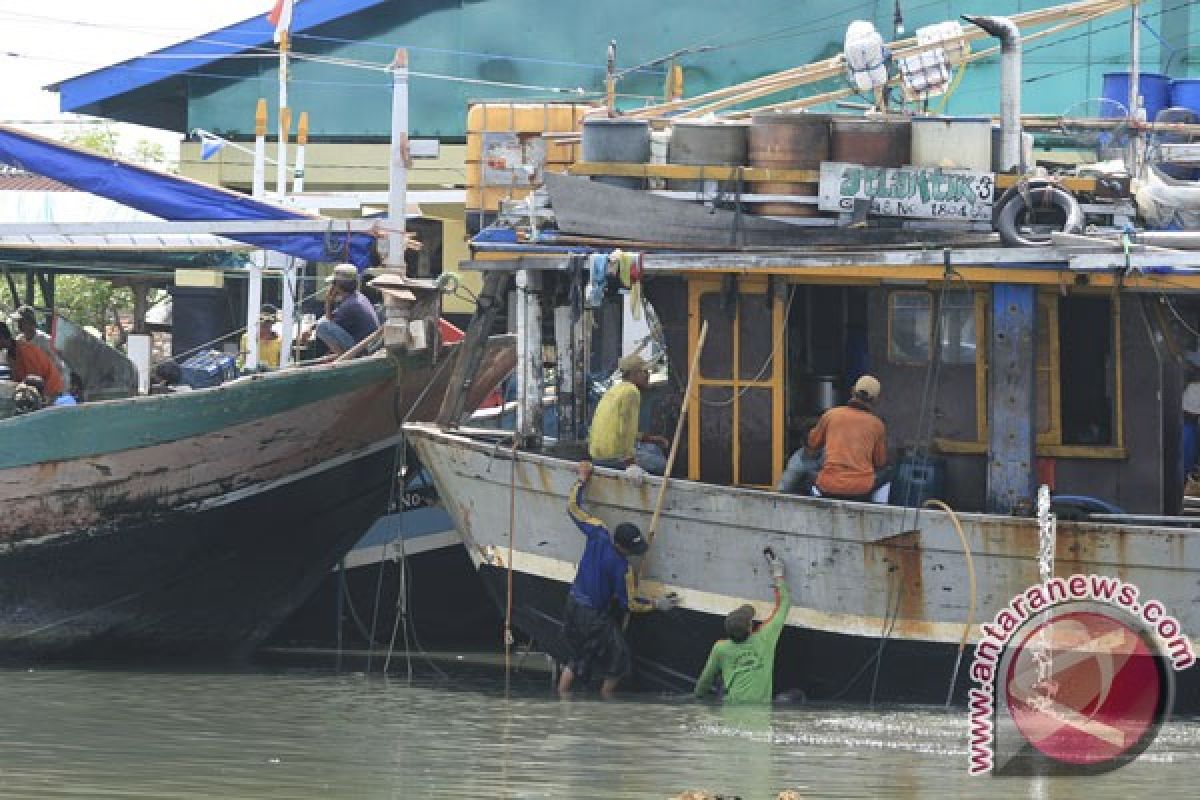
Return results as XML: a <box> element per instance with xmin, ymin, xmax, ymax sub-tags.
<box><xmin>888</xmin><ymin>291</ymin><xmax>931</xmax><ymax>364</ymax></box>
<box><xmin>935</xmin><ymin>289</ymin><xmax>1124</xmax><ymax>458</ymax></box>
<box><xmin>939</xmin><ymin>290</ymin><xmax>977</xmax><ymax>365</ymax></box>
<box><xmin>1056</xmin><ymin>295</ymin><xmax>1117</xmax><ymax>446</ymax></box>
<box><xmin>687</xmin><ymin>277</ymin><xmax>786</xmax><ymax>487</ymax></box>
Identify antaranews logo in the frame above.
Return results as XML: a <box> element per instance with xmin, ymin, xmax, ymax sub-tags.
<box><xmin>967</xmin><ymin>574</ymin><xmax>1195</xmax><ymax>776</ymax></box>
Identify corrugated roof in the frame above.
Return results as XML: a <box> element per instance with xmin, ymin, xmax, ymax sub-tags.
<box><xmin>0</xmin><ymin>165</ymin><xmax>74</xmax><ymax>192</ymax></box>
<box><xmin>52</xmin><ymin>0</ymin><xmax>390</xmax><ymax>116</ymax></box>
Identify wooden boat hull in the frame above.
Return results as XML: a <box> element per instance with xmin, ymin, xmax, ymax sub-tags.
<box><xmin>407</xmin><ymin>425</ymin><xmax>1200</xmax><ymax>710</ymax></box>
<box><xmin>0</xmin><ymin>357</ymin><xmax>402</xmax><ymax>661</ymax></box>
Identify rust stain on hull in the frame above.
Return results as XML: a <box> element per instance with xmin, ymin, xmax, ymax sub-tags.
<box><xmin>864</xmin><ymin>529</ymin><xmax>925</xmax><ymax>624</ymax></box>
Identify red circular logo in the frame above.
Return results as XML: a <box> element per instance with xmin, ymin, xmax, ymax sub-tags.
<box><xmin>1004</xmin><ymin>609</ymin><xmax>1164</xmax><ymax>768</ymax></box>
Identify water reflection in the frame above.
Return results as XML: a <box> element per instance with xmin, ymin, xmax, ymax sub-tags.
<box><xmin>0</xmin><ymin>667</ymin><xmax>1195</xmax><ymax>799</ymax></box>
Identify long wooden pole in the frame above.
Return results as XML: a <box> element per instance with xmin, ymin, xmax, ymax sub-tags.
<box><xmin>630</xmin><ymin>0</ymin><xmax>1128</xmax><ymax>119</ymax></box>
<box><xmin>644</xmin><ymin>319</ymin><xmax>708</xmax><ymax>551</ymax></box>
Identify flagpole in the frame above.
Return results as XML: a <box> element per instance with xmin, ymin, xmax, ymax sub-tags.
<box><xmin>247</xmin><ymin>98</ymin><xmax>268</xmax><ymax>371</ymax></box>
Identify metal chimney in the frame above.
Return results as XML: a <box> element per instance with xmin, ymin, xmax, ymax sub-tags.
<box><xmin>963</xmin><ymin>15</ymin><xmax>1022</xmax><ymax>172</ymax></box>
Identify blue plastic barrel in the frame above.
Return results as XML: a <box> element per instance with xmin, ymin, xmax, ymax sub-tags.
<box><xmin>1170</xmin><ymin>79</ymin><xmax>1200</xmax><ymax>116</ymax></box>
<box><xmin>1102</xmin><ymin>72</ymin><xmax>1171</xmax><ymax>120</ymax></box>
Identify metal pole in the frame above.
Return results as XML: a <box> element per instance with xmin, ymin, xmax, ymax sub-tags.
<box><xmin>386</xmin><ymin>49</ymin><xmax>410</xmax><ymax>271</ymax></box>
<box><xmin>280</xmin><ymin>259</ymin><xmax>296</xmax><ymax>367</ymax></box>
<box><xmin>246</xmin><ymin>99</ymin><xmax>268</xmax><ymax>372</ymax></box>
<box><xmin>293</xmin><ymin>111</ymin><xmax>308</xmax><ymax>194</ymax></box>
<box><xmin>276</xmin><ymin>30</ymin><xmax>290</xmax><ymax>199</ymax></box>
<box><xmin>1129</xmin><ymin>0</ymin><xmax>1142</xmax><ymax>176</ymax></box>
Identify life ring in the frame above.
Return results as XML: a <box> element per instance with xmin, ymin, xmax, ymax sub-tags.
<box><xmin>993</xmin><ymin>181</ymin><xmax>1084</xmax><ymax>247</ymax></box>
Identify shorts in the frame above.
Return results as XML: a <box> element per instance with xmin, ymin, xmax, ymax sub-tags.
<box><xmin>562</xmin><ymin>594</ymin><xmax>631</xmax><ymax>683</ymax></box>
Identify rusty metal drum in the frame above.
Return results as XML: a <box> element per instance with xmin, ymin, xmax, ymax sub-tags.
<box><xmin>747</xmin><ymin>112</ymin><xmax>831</xmax><ymax>215</ymax></box>
<box><xmin>830</xmin><ymin>115</ymin><xmax>911</xmax><ymax>167</ymax></box>
<box><xmin>667</xmin><ymin>120</ymin><xmax>749</xmax><ymax>192</ymax></box>
<box><xmin>581</xmin><ymin>117</ymin><xmax>651</xmax><ymax>189</ymax></box>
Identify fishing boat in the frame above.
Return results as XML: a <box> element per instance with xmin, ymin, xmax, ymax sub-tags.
<box><xmin>408</xmin><ymin>2</ymin><xmax>1200</xmax><ymax>709</ymax></box>
<box><xmin>0</xmin><ymin>124</ymin><xmax>516</xmax><ymax>662</ymax></box>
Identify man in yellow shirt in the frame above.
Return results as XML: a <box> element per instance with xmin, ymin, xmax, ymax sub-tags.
<box><xmin>239</xmin><ymin>304</ymin><xmax>282</xmax><ymax>370</ymax></box>
<box><xmin>588</xmin><ymin>353</ymin><xmax>669</xmax><ymax>474</ymax></box>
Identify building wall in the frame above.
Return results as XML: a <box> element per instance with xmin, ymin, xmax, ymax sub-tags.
<box><xmin>180</xmin><ymin>0</ymin><xmax>1198</xmax><ymax>142</ymax></box>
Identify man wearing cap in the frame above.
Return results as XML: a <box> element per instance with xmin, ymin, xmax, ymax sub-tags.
<box><xmin>588</xmin><ymin>352</ymin><xmax>670</xmax><ymax>475</ymax></box>
<box><xmin>694</xmin><ymin>550</ymin><xmax>791</xmax><ymax>704</ymax></box>
<box><xmin>558</xmin><ymin>460</ymin><xmax>678</xmax><ymax>697</ymax></box>
<box><xmin>806</xmin><ymin>374</ymin><xmax>890</xmax><ymax>500</ymax></box>
<box><xmin>11</xmin><ymin>305</ymin><xmax>68</xmax><ymax>388</ymax></box>
<box><xmin>310</xmin><ymin>263</ymin><xmax>380</xmax><ymax>357</ymax></box>
<box><xmin>239</xmin><ymin>304</ymin><xmax>282</xmax><ymax>370</ymax></box>
<box><xmin>0</xmin><ymin>321</ymin><xmax>63</xmax><ymax>400</ymax></box>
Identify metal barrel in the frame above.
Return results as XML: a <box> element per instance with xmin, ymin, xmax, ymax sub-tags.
<box><xmin>746</xmin><ymin>112</ymin><xmax>831</xmax><ymax>216</ymax></box>
<box><xmin>666</xmin><ymin>121</ymin><xmax>749</xmax><ymax>192</ymax></box>
<box><xmin>581</xmin><ymin>117</ymin><xmax>651</xmax><ymax>189</ymax></box>
<box><xmin>829</xmin><ymin>116</ymin><xmax>911</xmax><ymax>168</ymax></box>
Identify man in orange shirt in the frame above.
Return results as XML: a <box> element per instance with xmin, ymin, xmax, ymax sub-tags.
<box><xmin>1</xmin><ymin>321</ymin><xmax>64</xmax><ymax>400</ymax></box>
<box><xmin>806</xmin><ymin>374</ymin><xmax>890</xmax><ymax>500</ymax></box>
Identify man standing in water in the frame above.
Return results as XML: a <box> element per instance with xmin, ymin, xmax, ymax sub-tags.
<box><xmin>558</xmin><ymin>460</ymin><xmax>677</xmax><ymax>697</ymax></box>
<box><xmin>694</xmin><ymin>549</ymin><xmax>791</xmax><ymax>704</ymax></box>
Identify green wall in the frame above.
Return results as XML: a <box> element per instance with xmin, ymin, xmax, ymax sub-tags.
<box><xmin>185</xmin><ymin>0</ymin><xmax>1198</xmax><ymax>140</ymax></box>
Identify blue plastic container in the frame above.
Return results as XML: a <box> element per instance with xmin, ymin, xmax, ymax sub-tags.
<box><xmin>1170</xmin><ymin>79</ymin><xmax>1200</xmax><ymax>116</ymax></box>
<box><xmin>180</xmin><ymin>350</ymin><xmax>238</xmax><ymax>389</ymax></box>
<box><xmin>1102</xmin><ymin>72</ymin><xmax>1171</xmax><ymax>120</ymax></box>
<box><xmin>888</xmin><ymin>453</ymin><xmax>947</xmax><ymax>508</ymax></box>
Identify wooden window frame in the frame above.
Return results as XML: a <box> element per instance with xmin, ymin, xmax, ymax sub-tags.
<box><xmin>686</xmin><ymin>277</ymin><xmax>786</xmax><ymax>487</ymax></box>
<box><xmin>887</xmin><ymin>290</ymin><xmax>933</xmax><ymax>365</ymax></box>
<box><xmin>934</xmin><ymin>288</ymin><xmax>1126</xmax><ymax>459</ymax></box>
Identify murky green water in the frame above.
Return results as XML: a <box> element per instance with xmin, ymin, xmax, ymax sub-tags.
<box><xmin>0</xmin><ymin>665</ymin><xmax>1197</xmax><ymax>799</ymax></box>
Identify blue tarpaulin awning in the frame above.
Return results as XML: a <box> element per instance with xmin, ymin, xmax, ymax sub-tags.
<box><xmin>0</xmin><ymin>125</ymin><xmax>375</xmax><ymax>267</ymax></box>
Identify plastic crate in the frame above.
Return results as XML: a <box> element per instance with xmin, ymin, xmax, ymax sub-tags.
<box><xmin>180</xmin><ymin>350</ymin><xmax>238</xmax><ymax>389</ymax></box>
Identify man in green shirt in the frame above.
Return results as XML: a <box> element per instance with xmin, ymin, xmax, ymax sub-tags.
<box><xmin>694</xmin><ymin>550</ymin><xmax>791</xmax><ymax>704</ymax></box>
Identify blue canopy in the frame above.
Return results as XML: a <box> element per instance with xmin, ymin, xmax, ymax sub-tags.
<box><xmin>0</xmin><ymin>125</ymin><xmax>375</xmax><ymax>267</ymax></box>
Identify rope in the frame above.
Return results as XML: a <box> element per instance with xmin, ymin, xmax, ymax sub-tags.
<box><xmin>924</xmin><ymin>498</ymin><xmax>977</xmax><ymax>707</ymax></box>
<box><xmin>504</xmin><ymin>437</ymin><xmax>519</xmax><ymax>687</ymax></box>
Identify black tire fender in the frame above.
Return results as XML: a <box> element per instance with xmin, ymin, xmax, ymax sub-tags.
<box><xmin>993</xmin><ymin>182</ymin><xmax>1084</xmax><ymax>247</ymax></box>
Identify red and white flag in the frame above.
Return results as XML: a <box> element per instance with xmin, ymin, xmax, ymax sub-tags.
<box><xmin>267</xmin><ymin>0</ymin><xmax>293</xmax><ymax>44</ymax></box>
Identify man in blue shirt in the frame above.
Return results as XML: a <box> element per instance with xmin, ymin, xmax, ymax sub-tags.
<box><xmin>557</xmin><ymin>460</ymin><xmax>677</xmax><ymax>697</ymax></box>
<box><xmin>313</xmin><ymin>263</ymin><xmax>380</xmax><ymax>356</ymax></box>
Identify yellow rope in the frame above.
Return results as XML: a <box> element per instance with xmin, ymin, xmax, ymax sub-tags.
<box><xmin>923</xmin><ymin>498</ymin><xmax>976</xmax><ymax>654</ymax></box>
<box><xmin>930</xmin><ymin>60</ymin><xmax>969</xmax><ymax>115</ymax></box>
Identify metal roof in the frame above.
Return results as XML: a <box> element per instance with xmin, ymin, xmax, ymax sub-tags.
<box><xmin>52</xmin><ymin>0</ymin><xmax>389</xmax><ymax>119</ymax></box>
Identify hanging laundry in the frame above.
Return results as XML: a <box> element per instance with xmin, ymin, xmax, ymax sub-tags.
<box><xmin>607</xmin><ymin>249</ymin><xmax>623</xmax><ymax>278</ymax></box>
<box><xmin>585</xmin><ymin>252</ymin><xmax>608</xmax><ymax>308</ymax></box>
<box><xmin>616</xmin><ymin>251</ymin><xmax>636</xmax><ymax>289</ymax></box>
<box><xmin>630</xmin><ymin>251</ymin><xmax>644</xmax><ymax>319</ymax></box>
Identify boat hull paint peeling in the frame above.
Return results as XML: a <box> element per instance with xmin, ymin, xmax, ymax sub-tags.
<box><xmin>0</xmin><ymin>358</ymin><xmax>402</xmax><ymax>661</ymax></box>
<box><xmin>407</xmin><ymin>424</ymin><xmax>1200</xmax><ymax>709</ymax></box>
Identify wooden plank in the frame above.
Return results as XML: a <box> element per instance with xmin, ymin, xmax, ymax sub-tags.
<box><xmin>987</xmin><ymin>284</ymin><xmax>1037</xmax><ymax>513</ymax></box>
<box><xmin>568</xmin><ymin>161</ymin><xmax>1098</xmax><ymax>193</ymax></box>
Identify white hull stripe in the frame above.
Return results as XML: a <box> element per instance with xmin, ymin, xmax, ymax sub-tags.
<box><xmin>339</xmin><ymin>530</ymin><xmax>461</xmax><ymax>571</ymax></box>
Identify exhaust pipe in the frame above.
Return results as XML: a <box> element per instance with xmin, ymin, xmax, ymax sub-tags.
<box><xmin>963</xmin><ymin>14</ymin><xmax>1022</xmax><ymax>173</ymax></box>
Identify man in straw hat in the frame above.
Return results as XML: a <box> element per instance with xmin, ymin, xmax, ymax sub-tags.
<box><xmin>588</xmin><ymin>352</ymin><xmax>670</xmax><ymax>476</ymax></box>
<box><xmin>558</xmin><ymin>460</ymin><xmax>678</xmax><ymax>697</ymax></box>
<box><xmin>694</xmin><ymin>549</ymin><xmax>790</xmax><ymax>704</ymax></box>
<box><xmin>806</xmin><ymin>373</ymin><xmax>891</xmax><ymax>501</ymax></box>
